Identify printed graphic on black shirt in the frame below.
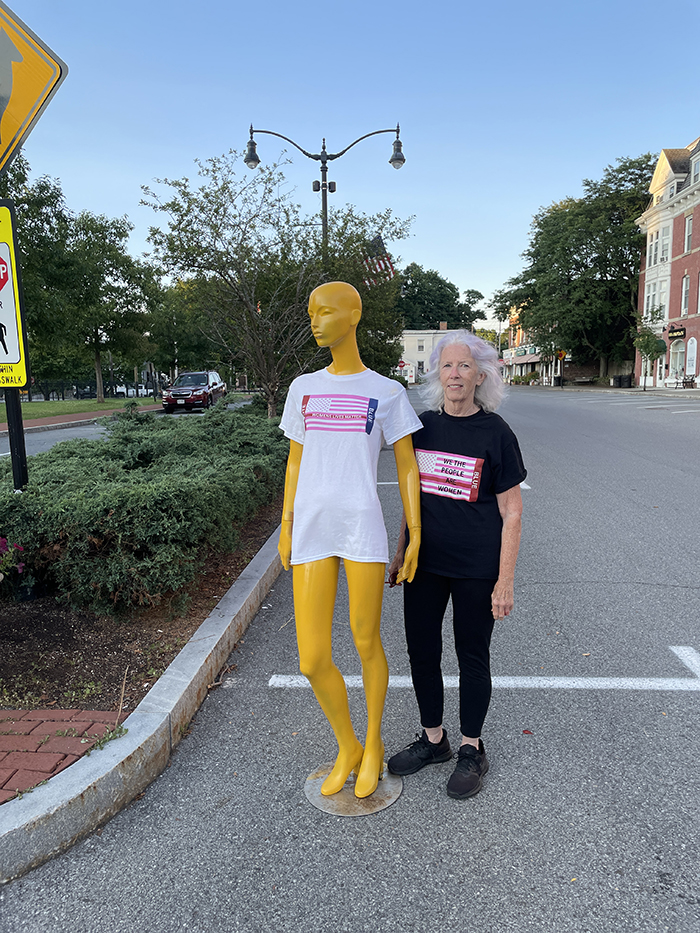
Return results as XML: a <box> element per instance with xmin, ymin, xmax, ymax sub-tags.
<box><xmin>415</xmin><ymin>448</ymin><xmax>484</xmax><ymax>502</ymax></box>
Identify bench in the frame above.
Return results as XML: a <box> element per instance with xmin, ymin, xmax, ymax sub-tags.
<box><xmin>674</xmin><ymin>378</ymin><xmax>696</xmax><ymax>389</ymax></box>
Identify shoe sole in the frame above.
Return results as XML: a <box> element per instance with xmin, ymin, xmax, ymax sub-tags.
<box><xmin>387</xmin><ymin>749</ymin><xmax>452</xmax><ymax>776</ymax></box>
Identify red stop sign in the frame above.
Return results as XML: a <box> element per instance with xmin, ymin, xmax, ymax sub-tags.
<box><xmin>0</xmin><ymin>259</ymin><xmax>9</xmax><ymax>291</ymax></box>
<box><xmin>398</xmin><ymin>360</ymin><xmax>406</xmax><ymax>369</ymax></box>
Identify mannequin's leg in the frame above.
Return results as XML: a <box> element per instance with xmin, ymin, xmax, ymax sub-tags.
<box><xmin>293</xmin><ymin>558</ymin><xmax>363</xmax><ymax>795</ymax></box>
<box><xmin>344</xmin><ymin>560</ymin><xmax>388</xmax><ymax>798</ymax></box>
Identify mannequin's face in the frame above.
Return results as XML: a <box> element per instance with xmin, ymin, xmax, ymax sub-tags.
<box><xmin>308</xmin><ymin>292</ymin><xmax>358</xmax><ymax>348</ymax></box>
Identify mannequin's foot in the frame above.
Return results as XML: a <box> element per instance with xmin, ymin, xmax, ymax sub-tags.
<box><xmin>354</xmin><ymin>739</ymin><xmax>385</xmax><ymax>798</ymax></box>
<box><xmin>321</xmin><ymin>740</ymin><xmax>364</xmax><ymax>796</ymax></box>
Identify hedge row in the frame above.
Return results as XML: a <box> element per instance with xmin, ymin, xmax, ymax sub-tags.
<box><xmin>0</xmin><ymin>404</ymin><xmax>288</xmax><ymax>613</ymax></box>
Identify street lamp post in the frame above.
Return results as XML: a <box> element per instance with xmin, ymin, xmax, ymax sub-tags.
<box><xmin>244</xmin><ymin>124</ymin><xmax>405</xmax><ymax>264</ymax></box>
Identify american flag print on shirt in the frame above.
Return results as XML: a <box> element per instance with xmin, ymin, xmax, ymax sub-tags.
<box><xmin>415</xmin><ymin>448</ymin><xmax>484</xmax><ymax>501</ymax></box>
<box><xmin>301</xmin><ymin>394</ymin><xmax>379</xmax><ymax>434</ymax></box>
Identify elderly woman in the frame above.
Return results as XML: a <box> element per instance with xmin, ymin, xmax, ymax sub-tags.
<box><xmin>387</xmin><ymin>330</ymin><xmax>526</xmax><ymax>799</ymax></box>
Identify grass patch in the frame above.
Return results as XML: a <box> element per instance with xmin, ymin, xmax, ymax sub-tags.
<box><xmin>1</xmin><ymin>398</ymin><xmax>161</xmax><ymax>422</ymax></box>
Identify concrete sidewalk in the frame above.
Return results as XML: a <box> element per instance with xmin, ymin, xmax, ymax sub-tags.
<box><xmin>0</xmin><ymin>526</ymin><xmax>283</xmax><ymax>883</ymax></box>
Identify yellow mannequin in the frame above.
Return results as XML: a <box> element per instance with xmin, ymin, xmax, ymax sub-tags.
<box><xmin>279</xmin><ymin>282</ymin><xmax>421</xmax><ymax>798</ymax></box>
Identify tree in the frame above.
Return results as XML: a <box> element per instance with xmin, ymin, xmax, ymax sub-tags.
<box><xmin>0</xmin><ymin>158</ymin><xmax>156</xmax><ymax>397</ymax></box>
<box><xmin>147</xmin><ymin>282</ymin><xmax>212</xmax><ymax>380</ymax></box>
<box><xmin>490</xmin><ymin>153</ymin><xmax>657</xmax><ymax>376</ymax></box>
<box><xmin>632</xmin><ymin>306</ymin><xmax>666</xmax><ymax>391</ymax></box>
<box><xmin>66</xmin><ymin>211</ymin><xmax>157</xmax><ymax>402</ymax></box>
<box><xmin>143</xmin><ymin>151</ymin><xmax>412</xmax><ymax>415</ymax></box>
<box><xmin>474</xmin><ymin>328</ymin><xmax>508</xmax><ymax>353</ymax></box>
<box><xmin>0</xmin><ymin>156</ymin><xmax>78</xmax><ymax>382</ymax></box>
<box><xmin>397</xmin><ymin>263</ymin><xmax>483</xmax><ymax>330</ymax></box>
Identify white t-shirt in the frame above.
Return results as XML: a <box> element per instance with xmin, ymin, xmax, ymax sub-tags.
<box><xmin>280</xmin><ymin>368</ymin><xmax>422</xmax><ymax>564</ymax></box>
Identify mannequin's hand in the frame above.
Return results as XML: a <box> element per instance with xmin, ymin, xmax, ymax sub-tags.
<box><xmin>397</xmin><ymin>532</ymin><xmax>420</xmax><ymax>585</ymax></box>
<box><xmin>278</xmin><ymin>520</ymin><xmax>292</xmax><ymax>571</ymax></box>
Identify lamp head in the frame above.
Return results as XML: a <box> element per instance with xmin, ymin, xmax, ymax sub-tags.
<box><xmin>244</xmin><ymin>128</ymin><xmax>260</xmax><ymax>170</ymax></box>
<box><xmin>389</xmin><ymin>134</ymin><xmax>405</xmax><ymax>170</ymax></box>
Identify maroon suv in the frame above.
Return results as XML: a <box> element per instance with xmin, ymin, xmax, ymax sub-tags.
<box><xmin>162</xmin><ymin>371</ymin><xmax>227</xmax><ymax>413</ymax></box>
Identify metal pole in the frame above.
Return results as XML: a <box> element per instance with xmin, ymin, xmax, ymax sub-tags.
<box><xmin>320</xmin><ymin>143</ymin><xmax>328</xmax><ymax>267</ymax></box>
<box><xmin>5</xmin><ymin>388</ymin><xmax>28</xmax><ymax>490</ymax></box>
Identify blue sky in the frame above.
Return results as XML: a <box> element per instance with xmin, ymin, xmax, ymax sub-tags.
<box><xmin>6</xmin><ymin>0</ymin><xmax>700</xmax><ymax>321</ymax></box>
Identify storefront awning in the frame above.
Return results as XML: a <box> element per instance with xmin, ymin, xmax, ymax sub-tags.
<box><xmin>506</xmin><ymin>353</ymin><xmax>540</xmax><ymax>365</ymax></box>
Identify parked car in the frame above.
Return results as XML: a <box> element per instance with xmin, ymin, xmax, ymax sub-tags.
<box><xmin>162</xmin><ymin>371</ymin><xmax>227</xmax><ymax>413</ymax></box>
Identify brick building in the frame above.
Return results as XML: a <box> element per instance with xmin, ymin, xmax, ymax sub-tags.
<box><xmin>636</xmin><ymin>138</ymin><xmax>700</xmax><ymax>387</ymax></box>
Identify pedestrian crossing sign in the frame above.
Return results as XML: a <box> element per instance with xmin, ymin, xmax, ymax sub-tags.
<box><xmin>0</xmin><ymin>1</ymin><xmax>68</xmax><ymax>175</ymax></box>
<box><xmin>0</xmin><ymin>199</ymin><xmax>28</xmax><ymax>387</ymax></box>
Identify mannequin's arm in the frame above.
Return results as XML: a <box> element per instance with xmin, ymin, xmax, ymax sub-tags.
<box><xmin>392</xmin><ymin>434</ymin><xmax>421</xmax><ymax>584</ymax></box>
<box><xmin>278</xmin><ymin>439</ymin><xmax>303</xmax><ymax>571</ymax></box>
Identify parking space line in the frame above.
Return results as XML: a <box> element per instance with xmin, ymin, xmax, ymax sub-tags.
<box><xmin>268</xmin><ymin>646</ymin><xmax>700</xmax><ymax>692</ymax></box>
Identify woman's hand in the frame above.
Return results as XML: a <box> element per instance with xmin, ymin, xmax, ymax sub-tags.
<box><xmin>491</xmin><ymin>578</ymin><xmax>514</xmax><ymax>620</ymax></box>
<box><xmin>386</xmin><ymin>549</ymin><xmax>405</xmax><ymax>587</ymax></box>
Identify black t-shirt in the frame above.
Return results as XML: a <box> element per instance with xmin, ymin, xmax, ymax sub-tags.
<box><xmin>411</xmin><ymin>408</ymin><xmax>527</xmax><ymax>579</ymax></box>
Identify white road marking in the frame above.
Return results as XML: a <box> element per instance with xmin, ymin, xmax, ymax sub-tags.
<box><xmin>670</xmin><ymin>409</ymin><xmax>700</xmax><ymax>414</ymax></box>
<box><xmin>267</xmin><ymin>646</ymin><xmax>700</xmax><ymax>692</ymax></box>
<box><xmin>0</xmin><ymin>452</ymin><xmax>10</xmax><ymax>457</ymax></box>
<box><xmin>670</xmin><ymin>645</ymin><xmax>700</xmax><ymax>677</ymax></box>
<box><xmin>520</xmin><ymin>482</ymin><xmax>531</xmax><ymax>489</ymax></box>
<box><xmin>377</xmin><ymin>482</ymin><xmax>399</xmax><ymax>485</ymax></box>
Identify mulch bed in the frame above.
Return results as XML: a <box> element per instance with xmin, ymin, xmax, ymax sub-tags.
<box><xmin>0</xmin><ymin>494</ymin><xmax>283</xmax><ymax>714</ymax></box>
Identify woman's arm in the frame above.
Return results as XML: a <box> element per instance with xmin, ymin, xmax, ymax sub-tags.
<box><xmin>492</xmin><ymin>484</ymin><xmax>523</xmax><ymax>619</ymax></box>
<box><xmin>392</xmin><ymin>434</ymin><xmax>421</xmax><ymax>584</ymax></box>
<box><xmin>278</xmin><ymin>439</ymin><xmax>303</xmax><ymax>571</ymax></box>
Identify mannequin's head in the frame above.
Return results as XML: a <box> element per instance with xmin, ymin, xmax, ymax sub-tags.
<box><xmin>308</xmin><ymin>282</ymin><xmax>362</xmax><ymax>348</ymax></box>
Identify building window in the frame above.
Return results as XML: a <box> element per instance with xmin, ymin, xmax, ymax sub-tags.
<box><xmin>669</xmin><ymin>184</ymin><xmax>675</xmax><ymax>198</ymax></box>
<box><xmin>685</xmin><ymin>216</ymin><xmax>693</xmax><ymax>253</ymax></box>
<box><xmin>693</xmin><ymin>158</ymin><xmax>700</xmax><ymax>185</ymax></box>
<box><xmin>660</xmin><ymin>225</ymin><xmax>670</xmax><ymax>262</ymax></box>
<box><xmin>417</xmin><ymin>361</ymin><xmax>424</xmax><ymax>375</ymax></box>
<box><xmin>417</xmin><ymin>343</ymin><xmax>424</xmax><ymax>352</ymax></box>
<box><xmin>659</xmin><ymin>279</ymin><xmax>668</xmax><ymax>317</ymax></box>
<box><xmin>645</xmin><ymin>282</ymin><xmax>657</xmax><ymax>317</ymax></box>
<box><xmin>681</xmin><ymin>275</ymin><xmax>690</xmax><ymax>315</ymax></box>
<box><xmin>670</xmin><ymin>339</ymin><xmax>686</xmax><ymax>381</ymax></box>
<box><xmin>647</xmin><ymin>230</ymin><xmax>659</xmax><ymax>267</ymax></box>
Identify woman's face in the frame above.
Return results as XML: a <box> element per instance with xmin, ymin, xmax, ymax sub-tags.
<box><xmin>439</xmin><ymin>343</ymin><xmax>485</xmax><ymax>409</ymax></box>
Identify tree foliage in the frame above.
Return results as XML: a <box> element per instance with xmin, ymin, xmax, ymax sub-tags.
<box><xmin>143</xmin><ymin>151</ymin><xmax>412</xmax><ymax>415</ymax></box>
<box><xmin>490</xmin><ymin>153</ymin><xmax>657</xmax><ymax>374</ymax></box>
<box><xmin>397</xmin><ymin>262</ymin><xmax>483</xmax><ymax>330</ymax></box>
<box><xmin>0</xmin><ymin>157</ymin><xmax>157</xmax><ymax>397</ymax></box>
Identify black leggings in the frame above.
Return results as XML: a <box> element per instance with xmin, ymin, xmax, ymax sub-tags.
<box><xmin>403</xmin><ymin>569</ymin><xmax>496</xmax><ymax>738</ymax></box>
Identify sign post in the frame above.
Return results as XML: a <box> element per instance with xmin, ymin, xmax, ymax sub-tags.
<box><xmin>557</xmin><ymin>350</ymin><xmax>567</xmax><ymax>389</ymax></box>
<box><xmin>0</xmin><ymin>199</ymin><xmax>28</xmax><ymax>488</ymax></box>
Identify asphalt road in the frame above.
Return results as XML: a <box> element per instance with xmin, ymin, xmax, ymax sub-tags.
<box><xmin>0</xmin><ymin>403</ymin><xmax>250</xmax><ymax>458</ymax></box>
<box><xmin>1</xmin><ymin>387</ymin><xmax>699</xmax><ymax>932</ymax></box>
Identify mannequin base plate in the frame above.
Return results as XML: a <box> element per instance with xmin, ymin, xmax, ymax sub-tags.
<box><xmin>304</xmin><ymin>761</ymin><xmax>403</xmax><ymax>816</ymax></box>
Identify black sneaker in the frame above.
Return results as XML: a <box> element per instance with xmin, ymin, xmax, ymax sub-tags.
<box><xmin>387</xmin><ymin>729</ymin><xmax>452</xmax><ymax>775</ymax></box>
<box><xmin>446</xmin><ymin>740</ymin><xmax>489</xmax><ymax>799</ymax></box>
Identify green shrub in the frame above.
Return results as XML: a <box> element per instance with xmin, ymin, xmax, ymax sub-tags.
<box><xmin>0</xmin><ymin>406</ymin><xmax>288</xmax><ymax>613</ymax></box>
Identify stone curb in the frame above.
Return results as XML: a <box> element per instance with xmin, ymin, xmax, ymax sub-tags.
<box><xmin>0</xmin><ymin>526</ymin><xmax>283</xmax><ymax>884</ymax></box>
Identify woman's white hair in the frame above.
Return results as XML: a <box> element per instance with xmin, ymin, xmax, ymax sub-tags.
<box><xmin>420</xmin><ymin>330</ymin><xmax>505</xmax><ymax>413</ymax></box>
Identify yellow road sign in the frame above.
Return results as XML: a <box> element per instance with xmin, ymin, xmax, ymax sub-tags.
<box><xmin>0</xmin><ymin>200</ymin><xmax>28</xmax><ymax>387</ymax></box>
<box><xmin>0</xmin><ymin>1</ymin><xmax>67</xmax><ymax>174</ymax></box>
